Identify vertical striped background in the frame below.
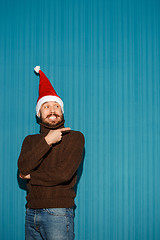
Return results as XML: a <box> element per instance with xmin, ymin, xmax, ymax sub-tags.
<box><xmin>0</xmin><ymin>0</ymin><xmax>160</xmax><ymax>239</ymax></box>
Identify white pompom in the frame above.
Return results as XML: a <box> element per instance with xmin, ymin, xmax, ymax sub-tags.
<box><xmin>34</xmin><ymin>66</ymin><xmax>41</xmax><ymax>73</ymax></box>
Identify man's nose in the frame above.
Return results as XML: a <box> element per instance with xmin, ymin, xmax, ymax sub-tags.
<box><xmin>50</xmin><ymin>106</ymin><xmax>56</xmax><ymax>113</ymax></box>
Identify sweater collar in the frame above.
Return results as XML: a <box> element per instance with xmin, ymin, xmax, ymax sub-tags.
<box><xmin>39</xmin><ymin>120</ymin><xmax>65</xmax><ymax>134</ymax></box>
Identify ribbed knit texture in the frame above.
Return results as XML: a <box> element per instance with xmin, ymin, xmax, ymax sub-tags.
<box><xmin>18</xmin><ymin>121</ymin><xmax>85</xmax><ymax>209</ymax></box>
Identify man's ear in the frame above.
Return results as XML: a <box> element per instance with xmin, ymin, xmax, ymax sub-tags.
<box><xmin>38</xmin><ymin>111</ymin><xmax>40</xmax><ymax>118</ymax></box>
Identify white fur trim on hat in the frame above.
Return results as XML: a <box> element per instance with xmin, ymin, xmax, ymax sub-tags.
<box><xmin>34</xmin><ymin>66</ymin><xmax>40</xmax><ymax>73</ymax></box>
<box><xmin>36</xmin><ymin>95</ymin><xmax>64</xmax><ymax>116</ymax></box>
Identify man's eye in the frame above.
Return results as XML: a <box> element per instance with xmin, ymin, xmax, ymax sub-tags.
<box><xmin>44</xmin><ymin>106</ymin><xmax>49</xmax><ymax>108</ymax></box>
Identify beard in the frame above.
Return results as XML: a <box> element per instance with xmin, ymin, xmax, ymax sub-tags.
<box><xmin>40</xmin><ymin>113</ymin><xmax>64</xmax><ymax>127</ymax></box>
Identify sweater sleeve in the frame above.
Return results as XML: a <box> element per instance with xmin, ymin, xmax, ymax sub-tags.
<box><xmin>18</xmin><ymin>135</ymin><xmax>51</xmax><ymax>175</ymax></box>
<box><xmin>30</xmin><ymin>132</ymin><xmax>85</xmax><ymax>186</ymax></box>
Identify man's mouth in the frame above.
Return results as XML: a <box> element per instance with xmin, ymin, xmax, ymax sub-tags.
<box><xmin>49</xmin><ymin>116</ymin><xmax>56</xmax><ymax>120</ymax></box>
<box><xmin>47</xmin><ymin>114</ymin><xmax>59</xmax><ymax>120</ymax></box>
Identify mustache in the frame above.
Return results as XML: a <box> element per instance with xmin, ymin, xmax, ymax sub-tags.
<box><xmin>45</xmin><ymin>113</ymin><xmax>60</xmax><ymax>119</ymax></box>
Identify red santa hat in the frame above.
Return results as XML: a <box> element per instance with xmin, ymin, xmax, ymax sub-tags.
<box><xmin>34</xmin><ymin>66</ymin><xmax>64</xmax><ymax>116</ymax></box>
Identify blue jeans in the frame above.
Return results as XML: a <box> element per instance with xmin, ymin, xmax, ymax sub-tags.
<box><xmin>25</xmin><ymin>208</ymin><xmax>75</xmax><ymax>240</ymax></box>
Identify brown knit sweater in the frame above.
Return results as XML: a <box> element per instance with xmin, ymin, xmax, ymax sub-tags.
<box><xmin>18</xmin><ymin>120</ymin><xmax>85</xmax><ymax>209</ymax></box>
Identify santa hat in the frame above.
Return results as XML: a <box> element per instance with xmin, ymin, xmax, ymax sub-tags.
<box><xmin>34</xmin><ymin>66</ymin><xmax>64</xmax><ymax>116</ymax></box>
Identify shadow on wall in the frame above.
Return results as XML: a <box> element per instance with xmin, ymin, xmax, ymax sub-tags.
<box><xmin>17</xmin><ymin>169</ymin><xmax>28</xmax><ymax>191</ymax></box>
<box><xmin>74</xmin><ymin>148</ymin><xmax>85</xmax><ymax>207</ymax></box>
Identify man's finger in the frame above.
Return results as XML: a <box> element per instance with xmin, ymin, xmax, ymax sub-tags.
<box><xmin>60</xmin><ymin>127</ymin><xmax>71</xmax><ymax>133</ymax></box>
<box><xmin>19</xmin><ymin>173</ymin><xmax>31</xmax><ymax>179</ymax></box>
<box><xmin>19</xmin><ymin>173</ymin><xmax>24</xmax><ymax>179</ymax></box>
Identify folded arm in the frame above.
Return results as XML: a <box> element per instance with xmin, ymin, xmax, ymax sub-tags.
<box><xmin>18</xmin><ymin>135</ymin><xmax>51</xmax><ymax>176</ymax></box>
<box><xmin>30</xmin><ymin>132</ymin><xmax>85</xmax><ymax>186</ymax></box>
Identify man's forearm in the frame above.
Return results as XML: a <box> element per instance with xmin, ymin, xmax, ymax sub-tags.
<box><xmin>18</xmin><ymin>135</ymin><xmax>51</xmax><ymax>175</ymax></box>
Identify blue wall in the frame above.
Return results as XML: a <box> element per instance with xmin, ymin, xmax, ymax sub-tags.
<box><xmin>0</xmin><ymin>0</ymin><xmax>160</xmax><ymax>239</ymax></box>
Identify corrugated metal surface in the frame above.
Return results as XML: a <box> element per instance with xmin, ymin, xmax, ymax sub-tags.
<box><xmin>0</xmin><ymin>0</ymin><xmax>160</xmax><ymax>239</ymax></box>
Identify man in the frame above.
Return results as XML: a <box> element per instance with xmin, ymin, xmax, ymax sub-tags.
<box><xmin>18</xmin><ymin>66</ymin><xmax>85</xmax><ymax>240</ymax></box>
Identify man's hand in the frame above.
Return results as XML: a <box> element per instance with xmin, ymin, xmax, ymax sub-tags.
<box><xmin>44</xmin><ymin>128</ymin><xmax>71</xmax><ymax>146</ymax></box>
<box><xmin>19</xmin><ymin>173</ymin><xmax>31</xmax><ymax>179</ymax></box>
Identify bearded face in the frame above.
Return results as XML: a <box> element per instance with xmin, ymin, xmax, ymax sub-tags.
<box><xmin>38</xmin><ymin>101</ymin><xmax>64</xmax><ymax>127</ymax></box>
